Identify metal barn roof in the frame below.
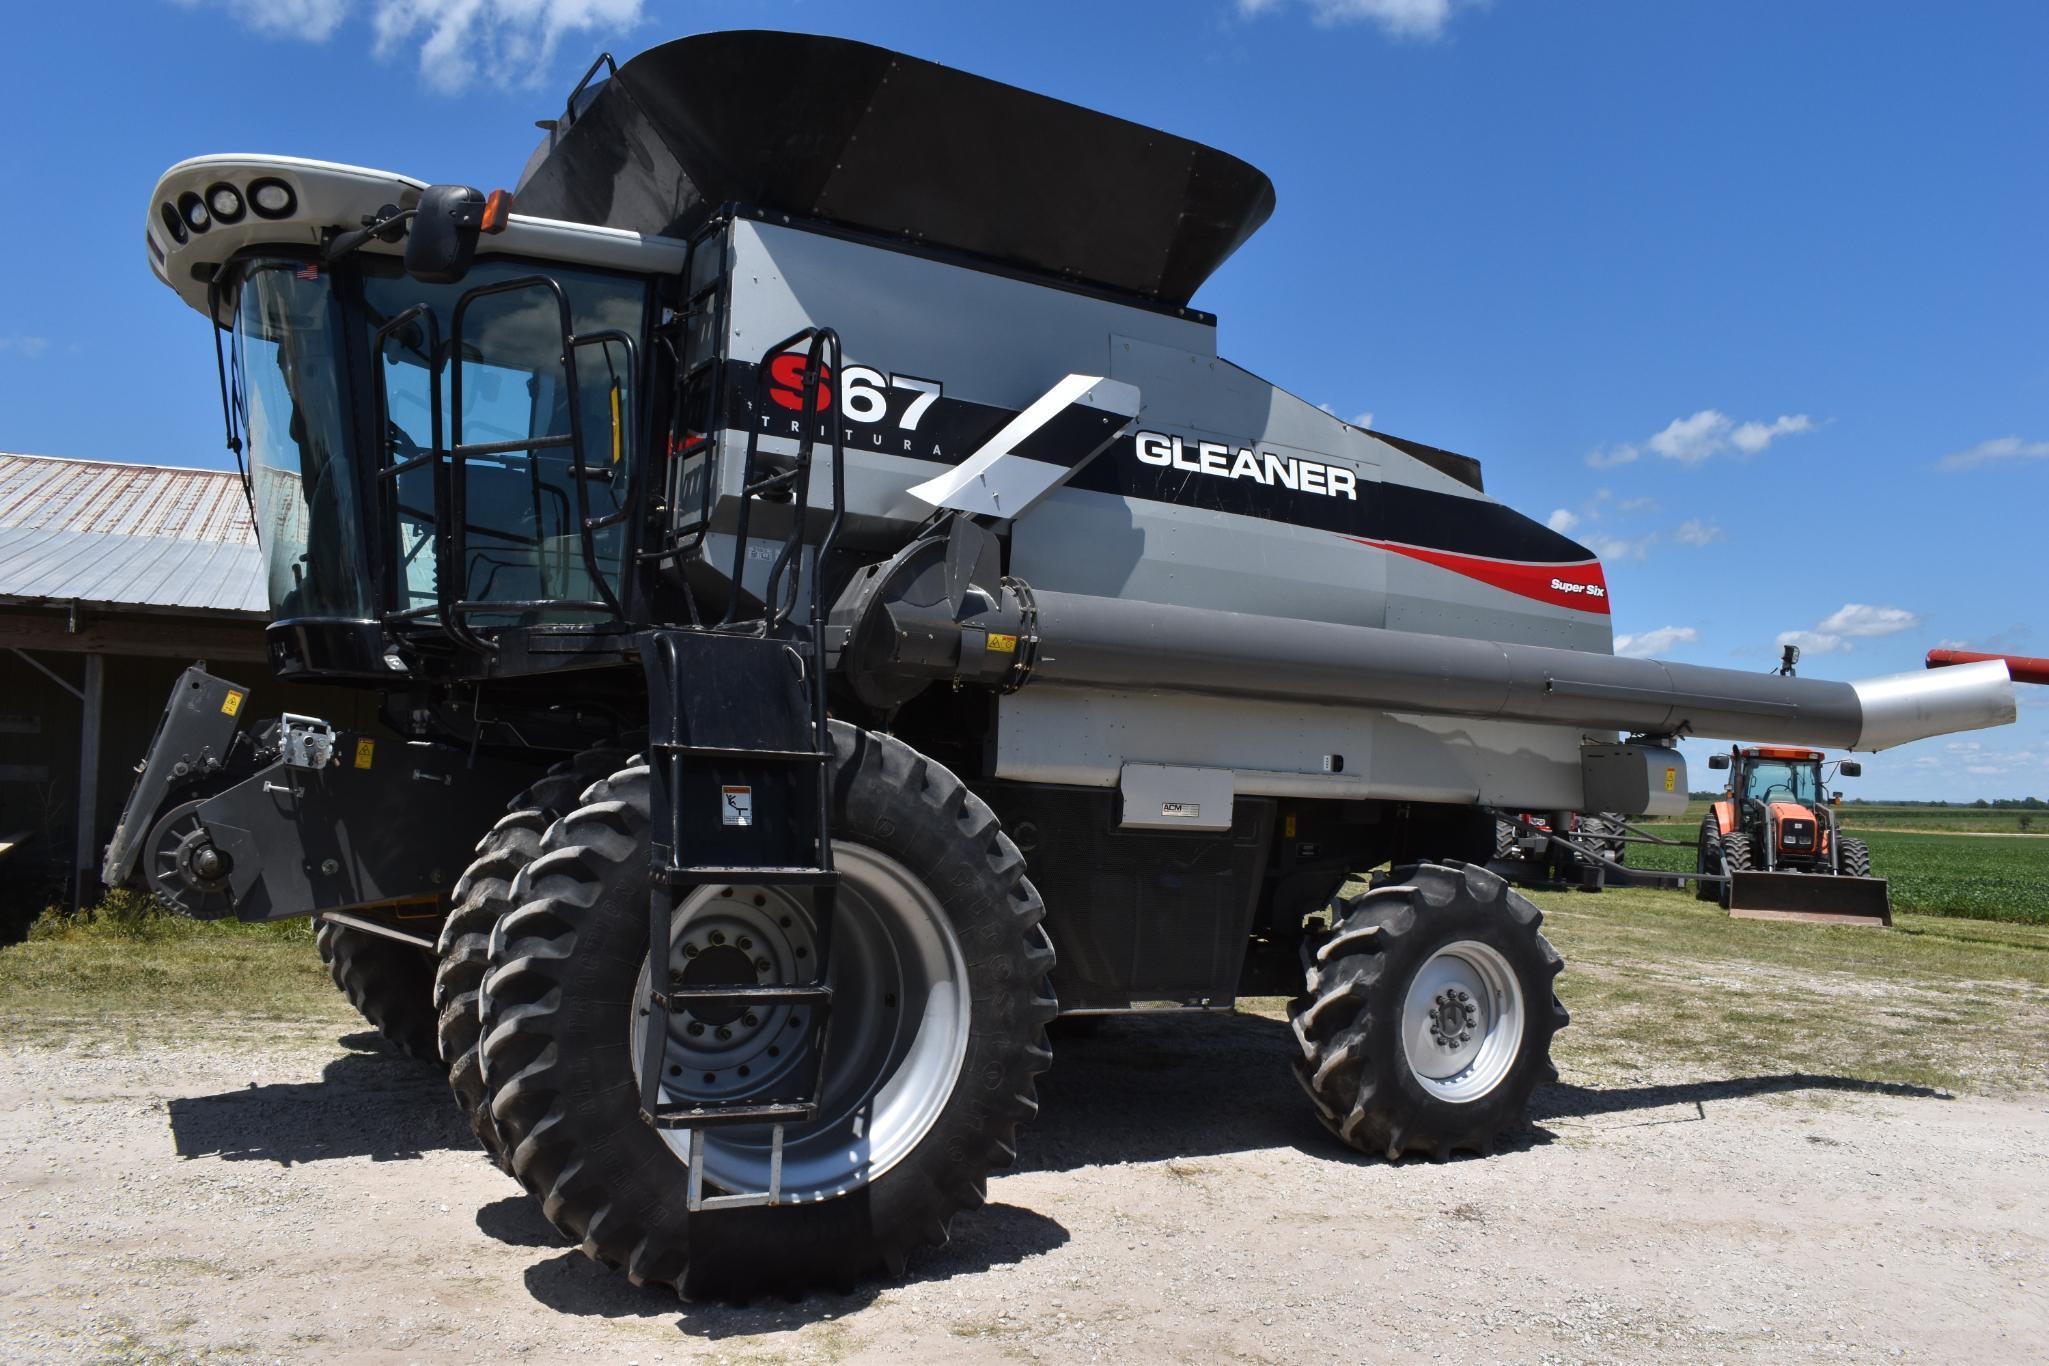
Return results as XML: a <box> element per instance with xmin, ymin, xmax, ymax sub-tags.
<box><xmin>0</xmin><ymin>453</ymin><xmax>265</xmax><ymax>616</ymax></box>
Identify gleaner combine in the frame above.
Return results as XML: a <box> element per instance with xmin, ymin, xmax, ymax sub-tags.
<box><xmin>107</xmin><ymin>32</ymin><xmax>2020</xmax><ymax>1297</ymax></box>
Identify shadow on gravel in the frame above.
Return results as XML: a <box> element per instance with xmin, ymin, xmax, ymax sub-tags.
<box><xmin>476</xmin><ymin>1195</ymin><xmax>570</xmax><ymax>1249</ymax></box>
<box><xmin>166</xmin><ymin>1036</ymin><xmax>471</xmax><ymax>1165</ymax></box>
<box><xmin>1534</xmin><ymin>1073</ymin><xmax>1947</xmax><ymax>1123</ymax></box>
<box><xmin>517</xmin><ymin>1201</ymin><xmax>1070</xmax><ymax>1335</ymax></box>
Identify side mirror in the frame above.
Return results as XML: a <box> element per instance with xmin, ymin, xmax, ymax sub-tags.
<box><xmin>1838</xmin><ymin>760</ymin><xmax>1862</xmax><ymax>777</ymax></box>
<box><xmin>1831</xmin><ymin>792</ymin><xmax>1843</xmax><ymax>805</ymax></box>
<box><xmin>406</xmin><ymin>184</ymin><xmax>486</xmax><ymax>284</ymax></box>
<box><xmin>1708</xmin><ymin>753</ymin><xmax>1731</xmax><ymax>771</ymax></box>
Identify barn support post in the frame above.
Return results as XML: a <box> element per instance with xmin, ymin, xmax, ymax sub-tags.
<box><xmin>73</xmin><ymin>652</ymin><xmax>104</xmax><ymax>912</ymax></box>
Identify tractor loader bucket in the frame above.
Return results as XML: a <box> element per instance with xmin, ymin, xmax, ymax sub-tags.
<box><xmin>1724</xmin><ymin>872</ymin><xmax>1893</xmax><ymax>927</ymax></box>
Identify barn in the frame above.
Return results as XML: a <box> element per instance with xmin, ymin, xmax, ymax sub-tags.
<box><xmin>0</xmin><ymin>452</ymin><xmax>343</xmax><ymax>932</ymax></box>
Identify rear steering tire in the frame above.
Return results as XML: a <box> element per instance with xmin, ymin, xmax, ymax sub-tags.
<box><xmin>476</xmin><ymin>723</ymin><xmax>1057</xmax><ymax>1298</ymax></box>
<box><xmin>314</xmin><ymin>920</ymin><xmax>439</xmax><ymax>1062</ymax></box>
<box><xmin>1289</xmin><ymin>862</ymin><xmax>1566</xmax><ymax>1161</ymax></box>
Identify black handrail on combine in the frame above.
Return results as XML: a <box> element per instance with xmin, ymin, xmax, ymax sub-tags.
<box><xmin>372</xmin><ymin>275</ymin><xmax>645</xmax><ymax>652</ymax></box>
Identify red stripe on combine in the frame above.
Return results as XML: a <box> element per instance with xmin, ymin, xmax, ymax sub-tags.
<box><xmin>1345</xmin><ymin>538</ymin><xmax>1610</xmax><ymax>615</ymax></box>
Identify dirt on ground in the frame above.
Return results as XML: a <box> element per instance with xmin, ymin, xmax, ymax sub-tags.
<box><xmin>1</xmin><ymin>1010</ymin><xmax>2045</xmax><ymax>1364</ymax></box>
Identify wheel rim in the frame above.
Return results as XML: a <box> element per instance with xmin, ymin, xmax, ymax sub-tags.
<box><xmin>630</xmin><ymin>842</ymin><xmax>971</xmax><ymax>1201</ymax></box>
<box><xmin>1398</xmin><ymin>940</ymin><xmax>1526</xmax><ymax>1103</ymax></box>
<box><xmin>145</xmin><ymin>800</ymin><xmax>232</xmax><ymax>917</ymax></box>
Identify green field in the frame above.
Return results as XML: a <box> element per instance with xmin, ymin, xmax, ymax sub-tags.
<box><xmin>1621</xmin><ymin>802</ymin><xmax>2049</xmax><ymax>925</ymax></box>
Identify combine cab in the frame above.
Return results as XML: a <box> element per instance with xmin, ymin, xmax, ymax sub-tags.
<box><xmin>1696</xmin><ymin>746</ymin><xmax>1891</xmax><ymax>926</ymax></box>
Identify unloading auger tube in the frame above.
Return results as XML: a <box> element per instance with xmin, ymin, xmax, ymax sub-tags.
<box><xmin>840</xmin><ymin>561</ymin><xmax>2017</xmax><ymax>751</ymax></box>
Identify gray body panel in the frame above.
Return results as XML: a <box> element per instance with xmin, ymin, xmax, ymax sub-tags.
<box><xmin>712</xmin><ymin>219</ymin><xmax>1614</xmax><ymax>810</ymax></box>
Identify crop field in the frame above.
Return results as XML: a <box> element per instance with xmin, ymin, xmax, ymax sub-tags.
<box><xmin>1621</xmin><ymin>807</ymin><xmax>2049</xmax><ymax>925</ymax></box>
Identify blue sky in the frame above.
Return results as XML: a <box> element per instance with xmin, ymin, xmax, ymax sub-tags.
<box><xmin>1</xmin><ymin>1</ymin><xmax>2042</xmax><ymax>798</ymax></box>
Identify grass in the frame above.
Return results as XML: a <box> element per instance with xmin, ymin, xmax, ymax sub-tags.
<box><xmin>1623</xmin><ymin>818</ymin><xmax>2049</xmax><ymax>925</ymax></box>
<box><xmin>8</xmin><ymin>882</ymin><xmax>2049</xmax><ymax>1099</ymax></box>
<box><xmin>0</xmin><ymin>890</ymin><xmax>351</xmax><ymax>1047</ymax></box>
<box><xmin>1528</xmin><ymin>884</ymin><xmax>2049</xmax><ymax>1095</ymax></box>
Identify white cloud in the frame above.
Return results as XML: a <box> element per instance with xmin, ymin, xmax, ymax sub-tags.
<box><xmin>0</xmin><ymin>336</ymin><xmax>51</xmax><ymax>359</ymax></box>
<box><xmin>1351</xmin><ymin>409</ymin><xmax>1375</xmax><ymax>429</ymax></box>
<box><xmin>1618</xmin><ymin>496</ymin><xmax>1659</xmax><ymax>514</ymax></box>
<box><xmin>1775</xmin><ymin>602</ymin><xmax>1922</xmax><ymax>657</ymax></box>
<box><xmin>1731</xmin><ymin>414</ymin><xmax>1814</xmax><ymax>454</ymax></box>
<box><xmin>1241</xmin><ymin>0</ymin><xmax>1462</xmax><ymax>39</ymax></box>
<box><xmin>1613</xmin><ymin>625</ymin><xmax>1697</xmax><ymax>659</ymax></box>
<box><xmin>374</xmin><ymin>0</ymin><xmax>644</xmax><ymax>92</ymax></box>
<box><xmin>1647</xmin><ymin>409</ymin><xmax>1734</xmax><ymax>465</ymax></box>
<box><xmin>1546</xmin><ymin>508</ymin><xmax>1580</xmax><ymax>534</ymax></box>
<box><xmin>1816</xmin><ymin>603</ymin><xmax>1921</xmax><ymax>638</ymax></box>
<box><xmin>1674</xmin><ymin>518</ymin><xmax>1723</xmax><ymax>547</ymax></box>
<box><xmin>1937</xmin><ymin>436</ymin><xmax>2049</xmax><ymax>472</ymax></box>
<box><xmin>1583</xmin><ymin>530</ymin><xmax>1657</xmax><ymax>563</ymax></box>
<box><xmin>1596</xmin><ymin>408</ymin><xmax>1818</xmax><ymax>467</ymax></box>
<box><xmin>1776</xmin><ymin>629</ymin><xmax>1850</xmax><ymax>656</ymax></box>
<box><xmin>181</xmin><ymin>0</ymin><xmax>643</xmax><ymax>90</ymax></box>
<box><xmin>175</xmin><ymin>0</ymin><xmax>350</xmax><ymax>41</ymax></box>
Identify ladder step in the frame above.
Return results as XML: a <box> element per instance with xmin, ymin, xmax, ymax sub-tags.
<box><xmin>663</xmin><ymin>866</ymin><xmax>838</xmax><ymax>887</ymax></box>
<box><xmin>655</xmin><ymin>744</ymin><xmax>827</xmax><ymax>762</ymax></box>
<box><xmin>653</xmin><ymin>983</ymin><xmax>831</xmax><ymax>1011</ymax></box>
<box><xmin>643</xmin><ymin>1099</ymin><xmax>812</xmax><ymax>1130</ymax></box>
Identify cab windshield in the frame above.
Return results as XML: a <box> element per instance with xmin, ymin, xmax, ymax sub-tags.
<box><xmin>1741</xmin><ymin>759</ymin><xmax>1820</xmax><ymax>807</ymax></box>
<box><xmin>231</xmin><ymin>253</ymin><xmax>647</xmax><ymax>628</ymax></box>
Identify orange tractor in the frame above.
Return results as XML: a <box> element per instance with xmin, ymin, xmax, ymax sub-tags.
<box><xmin>1695</xmin><ymin>746</ymin><xmax>1890</xmax><ymax>925</ymax></box>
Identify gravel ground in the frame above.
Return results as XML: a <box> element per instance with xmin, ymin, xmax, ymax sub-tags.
<box><xmin>1</xmin><ymin>1012</ymin><xmax>2045</xmax><ymax>1363</ymax></box>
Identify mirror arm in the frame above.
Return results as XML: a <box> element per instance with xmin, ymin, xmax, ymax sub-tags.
<box><xmin>325</xmin><ymin>208</ymin><xmax>418</xmax><ymax>265</ymax></box>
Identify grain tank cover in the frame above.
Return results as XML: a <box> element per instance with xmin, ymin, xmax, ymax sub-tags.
<box><xmin>512</xmin><ymin>30</ymin><xmax>1278</xmax><ymax>307</ymax></box>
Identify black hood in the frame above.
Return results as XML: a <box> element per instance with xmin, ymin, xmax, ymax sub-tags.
<box><xmin>512</xmin><ymin>30</ymin><xmax>1276</xmax><ymax>307</ymax></box>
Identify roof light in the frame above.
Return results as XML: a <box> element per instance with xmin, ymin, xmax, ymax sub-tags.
<box><xmin>177</xmin><ymin>191</ymin><xmax>209</xmax><ymax>233</ymax></box>
<box><xmin>160</xmin><ymin>201</ymin><xmax>188</xmax><ymax>245</ymax></box>
<box><xmin>206</xmin><ymin>183</ymin><xmax>245</xmax><ymax>224</ymax></box>
<box><xmin>247</xmin><ymin>177</ymin><xmax>296</xmax><ymax>219</ymax></box>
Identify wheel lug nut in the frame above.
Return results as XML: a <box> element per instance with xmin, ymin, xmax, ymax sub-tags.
<box><xmin>738</xmin><ymin>936</ymin><xmax>753</xmax><ymax>951</ymax></box>
<box><xmin>687</xmin><ymin>1022</ymin><xmax>704</xmax><ymax>1036</ymax></box>
<box><xmin>743</xmin><ymin>1013</ymin><xmax>759</xmax><ymax>1028</ymax></box>
<box><xmin>683</xmin><ymin>944</ymin><xmax>699</xmax><ymax>958</ymax></box>
<box><xmin>754</xmin><ymin>957</ymin><xmax>770</xmax><ymax>972</ymax></box>
<box><xmin>709</xmin><ymin>930</ymin><xmax>726</xmax><ymax>945</ymax></box>
<box><xmin>716</xmin><ymin>1027</ymin><xmax>732</xmax><ymax>1040</ymax></box>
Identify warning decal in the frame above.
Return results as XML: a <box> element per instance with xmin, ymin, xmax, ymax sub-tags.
<box><xmin>722</xmin><ymin>786</ymin><xmax>754</xmax><ymax>827</ymax></box>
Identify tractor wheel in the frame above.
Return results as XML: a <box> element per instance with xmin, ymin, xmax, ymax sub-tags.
<box><xmin>1716</xmin><ymin>832</ymin><xmax>1755</xmax><ymax>910</ymax></box>
<box><xmin>1289</xmin><ymin>861</ymin><xmax>1567</xmax><ymax>1161</ymax></box>
<box><xmin>1492</xmin><ymin>819</ymin><xmax>1518</xmax><ymax>862</ymax></box>
<box><xmin>1695</xmin><ymin>816</ymin><xmax>1723</xmax><ymax>901</ymax></box>
<box><xmin>432</xmin><ymin>746</ymin><xmax>629</xmax><ymax>1170</ymax></box>
<box><xmin>314</xmin><ymin>919</ymin><xmax>440</xmax><ymax>1062</ymax></box>
<box><xmin>1838</xmin><ymin>836</ymin><xmax>1872</xmax><ymax>878</ymax></box>
<box><xmin>1720</xmin><ymin>831</ymin><xmax>1754</xmax><ymax>873</ymax></box>
<box><xmin>477</xmin><ymin>723</ymin><xmax>1057</xmax><ymax>1298</ymax></box>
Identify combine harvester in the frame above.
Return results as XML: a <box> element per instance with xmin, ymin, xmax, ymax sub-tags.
<box><xmin>105</xmin><ymin>32</ymin><xmax>2021</xmax><ymax>1297</ymax></box>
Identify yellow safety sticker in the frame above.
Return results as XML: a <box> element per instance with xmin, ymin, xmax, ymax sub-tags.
<box><xmin>986</xmin><ymin>633</ymin><xmax>1019</xmax><ymax>654</ymax></box>
<box><xmin>221</xmin><ymin>691</ymin><xmax>244</xmax><ymax>717</ymax></box>
<box><xmin>1664</xmin><ymin>767</ymin><xmax>1677</xmax><ymax>792</ymax></box>
<box><xmin>1284</xmin><ymin>812</ymin><xmax>1298</xmax><ymax>839</ymax></box>
<box><xmin>354</xmin><ymin>739</ymin><xmax>376</xmax><ymax>770</ymax></box>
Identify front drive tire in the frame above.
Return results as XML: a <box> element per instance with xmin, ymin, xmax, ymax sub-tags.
<box><xmin>432</xmin><ymin>746</ymin><xmax>628</xmax><ymax>1170</ymax></box>
<box><xmin>1290</xmin><ymin>862</ymin><xmax>1566</xmax><ymax>1161</ymax></box>
<box><xmin>1695</xmin><ymin>816</ymin><xmax>1723</xmax><ymax>901</ymax></box>
<box><xmin>1838</xmin><ymin>835</ymin><xmax>1872</xmax><ymax>877</ymax></box>
<box><xmin>476</xmin><ymin>722</ymin><xmax>1057</xmax><ymax>1299</ymax></box>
